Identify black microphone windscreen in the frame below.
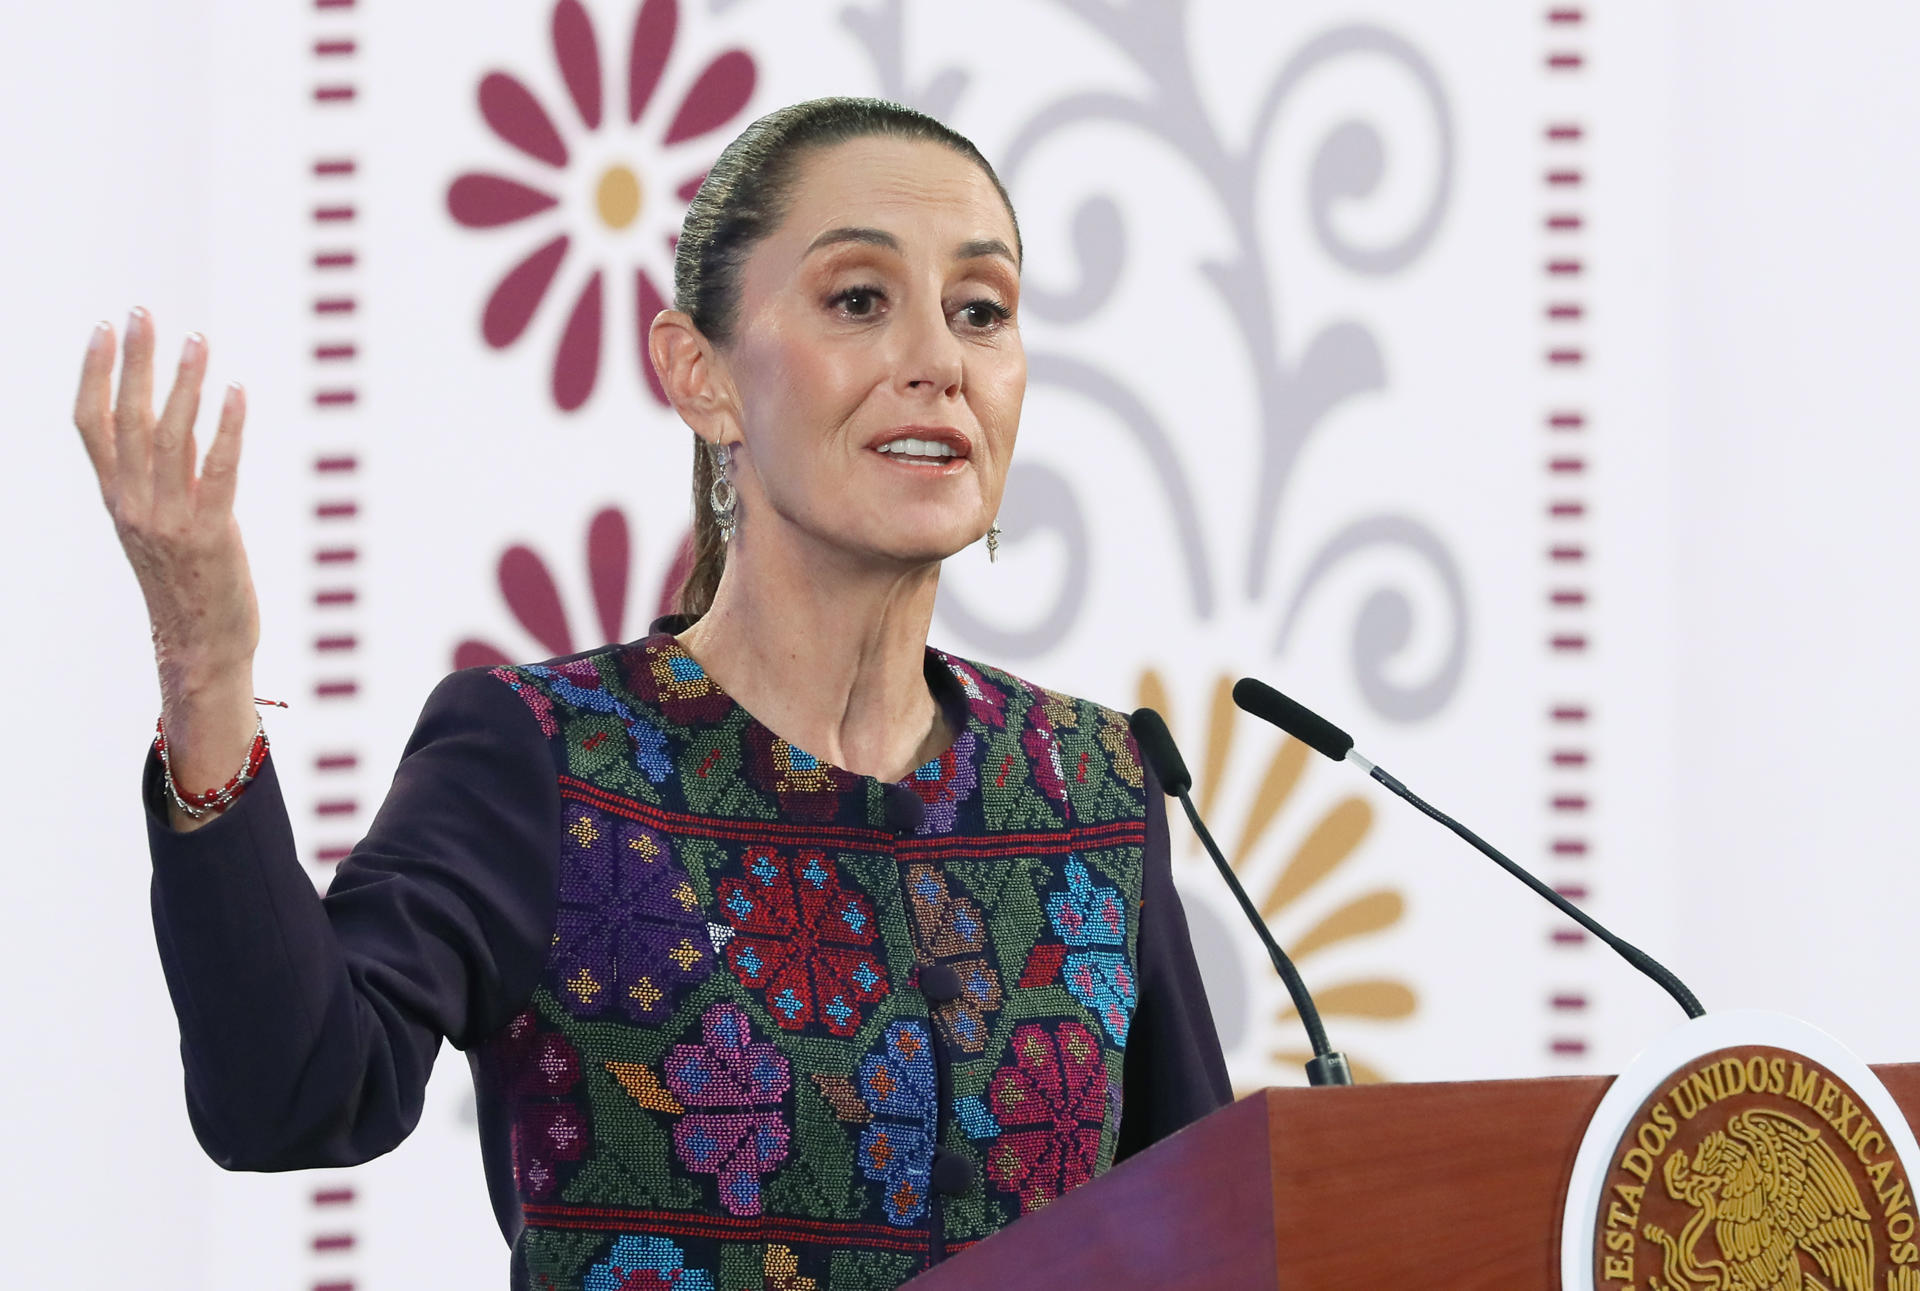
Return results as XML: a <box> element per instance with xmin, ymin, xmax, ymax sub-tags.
<box><xmin>1126</xmin><ymin>708</ymin><xmax>1191</xmax><ymax>796</ymax></box>
<box><xmin>1231</xmin><ymin>678</ymin><xmax>1354</xmax><ymax>762</ymax></box>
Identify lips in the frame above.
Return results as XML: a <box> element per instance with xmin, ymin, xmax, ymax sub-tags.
<box><xmin>869</xmin><ymin>426</ymin><xmax>972</xmax><ymax>464</ymax></box>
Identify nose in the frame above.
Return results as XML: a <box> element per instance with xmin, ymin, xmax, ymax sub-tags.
<box><xmin>898</xmin><ymin>297</ymin><xmax>964</xmax><ymax>399</ymax></box>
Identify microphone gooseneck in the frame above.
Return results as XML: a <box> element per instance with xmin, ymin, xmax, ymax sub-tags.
<box><xmin>1128</xmin><ymin>707</ymin><xmax>1355</xmax><ymax>1087</ymax></box>
<box><xmin>1229</xmin><ymin>680</ymin><xmax>1707</xmax><ymax>1021</ymax></box>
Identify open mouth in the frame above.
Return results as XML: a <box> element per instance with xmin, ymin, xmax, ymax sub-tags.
<box><xmin>869</xmin><ymin>428</ymin><xmax>971</xmax><ymax>469</ymax></box>
<box><xmin>875</xmin><ymin>436</ymin><xmax>961</xmax><ymax>463</ymax></box>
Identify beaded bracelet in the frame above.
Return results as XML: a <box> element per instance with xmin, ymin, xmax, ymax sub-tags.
<box><xmin>153</xmin><ymin>701</ymin><xmax>281</xmax><ymax>819</ymax></box>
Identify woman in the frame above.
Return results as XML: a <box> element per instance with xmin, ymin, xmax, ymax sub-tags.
<box><xmin>76</xmin><ymin>97</ymin><xmax>1229</xmax><ymax>1290</ymax></box>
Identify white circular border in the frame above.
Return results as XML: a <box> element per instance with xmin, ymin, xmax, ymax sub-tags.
<box><xmin>1560</xmin><ymin>1010</ymin><xmax>1920</xmax><ymax>1290</ymax></box>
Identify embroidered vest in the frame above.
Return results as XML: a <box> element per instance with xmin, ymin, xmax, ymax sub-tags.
<box><xmin>478</xmin><ymin>634</ymin><xmax>1147</xmax><ymax>1291</ymax></box>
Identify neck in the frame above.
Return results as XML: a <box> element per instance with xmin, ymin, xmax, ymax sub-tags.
<box><xmin>677</xmin><ymin>528</ymin><xmax>948</xmax><ymax>782</ymax></box>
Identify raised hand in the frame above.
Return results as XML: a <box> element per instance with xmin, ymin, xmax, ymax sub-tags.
<box><xmin>75</xmin><ymin>308</ymin><xmax>262</xmax><ymax>829</ymax></box>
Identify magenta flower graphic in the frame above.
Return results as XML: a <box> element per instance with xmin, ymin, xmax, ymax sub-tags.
<box><xmin>448</xmin><ymin>0</ymin><xmax>756</xmax><ymax>411</ymax></box>
<box><xmin>453</xmin><ymin>506</ymin><xmax>693</xmax><ymax>669</ymax></box>
<box><xmin>664</xmin><ymin>1002</ymin><xmax>792</xmax><ymax>1216</ymax></box>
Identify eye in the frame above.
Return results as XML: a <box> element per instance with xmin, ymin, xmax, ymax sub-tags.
<box><xmin>830</xmin><ymin>286</ymin><xmax>886</xmax><ymax>319</ymax></box>
<box><xmin>955</xmin><ymin>298</ymin><xmax>1012</xmax><ymax>332</ymax></box>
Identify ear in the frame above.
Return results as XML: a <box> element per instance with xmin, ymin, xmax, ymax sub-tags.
<box><xmin>648</xmin><ymin>309</ymin><xmax>740</xmax><ymax>445</ymax></box>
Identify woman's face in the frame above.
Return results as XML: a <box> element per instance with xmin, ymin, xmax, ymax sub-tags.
<box><xmin>720</xmin><ymin>135</ymin><xmax>1025</xmax><ymax>571</ymax></box>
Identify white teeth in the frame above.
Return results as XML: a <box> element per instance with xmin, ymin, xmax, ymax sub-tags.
<box><xmin>878</xmin><ymin>437</ymin><xmax>956</xmax><ymax>459</ymax></box>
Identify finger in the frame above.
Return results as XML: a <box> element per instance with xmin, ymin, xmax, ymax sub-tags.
<box><xmin>72</xmin><ymin>321</ymin><xmax>118</xmax><ymax>486</ymax></box>
<box><xmin>113</xmin><ymin>307</ymin><xmax>156</xmax><ymax>501</ymax></box>
<box><xmin>198</xmin><ymin>382</ymin><xmax>247</xmax><ymax>516</ymax></box>
<box><xmin>152</xmin><ymin>333</ymin><xmax>207</xmax><ymax>511</ymax></box>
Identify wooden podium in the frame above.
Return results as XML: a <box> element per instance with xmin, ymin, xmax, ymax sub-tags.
<box><xmin>907</xmin><ymin>1066</ymin><xmax>1920</xmax><ymax>1289</ymax></box>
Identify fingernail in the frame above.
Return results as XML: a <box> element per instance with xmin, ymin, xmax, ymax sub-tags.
<box><xmin>127</xmin><ymin>306</ymin><xmax>147</xmax><ymax>334</ymax></box>
<box><xmin>183</xmin><ymin>333</ymin><xmax>206</xmax><ymax>362</ymax></box>
<box><xmin>89</xmin><ymin>321</ymin><xmax>110</xmax><ymax>349</ymax></box>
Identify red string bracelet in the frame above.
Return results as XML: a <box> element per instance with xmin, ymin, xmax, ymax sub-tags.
<box><xmin>153</xmin><ymin>697</ymin><xmax>285</xmax><ymax>819</ymax></box>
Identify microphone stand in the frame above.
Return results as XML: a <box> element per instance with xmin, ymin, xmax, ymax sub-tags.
<box><xmin>1130</xmin><ymin>706</ymin><xmax>1353</xmax><ymax>1086</ymax></box>
<box><xmin>1229</xmin><ymin>677</ymin><xmax>1705</xmax><ymax>1021</ymax></box>
<box><xmin>1353</xmin><ymin>751</ymin><xmax>1704</xmax><ymax>1019</ymax></box>
<box><xmin>1175</xmin><ymin>785</ymin><xmax>1355</xmax><ymax>1086</ymax></box>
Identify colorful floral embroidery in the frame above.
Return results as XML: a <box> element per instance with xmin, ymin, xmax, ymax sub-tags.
<box><xmin>810</xmin><ymin>1022</ymin><xmax>940</xmax><ymax>1225</ymax></box>
<box><xmin>1063</xmin><ymin>953</ymin><xmax>1135</xmax><ymax>1048</ymax></box>
<box><xmin>1097</xmin><ymin>711</ymin><xmax>1145</xmax><ymax>790</ymax></box>
<box><xmin>741</xmin><ymin>727</ymin><xmax>863</xmax><ymax>822</ymax></box>
<box><xmin>982</xmin><ymin>1021</ymin><xmax>1110</xmax><ymax>1213</ymax></box>
<box><xmin>761</xmin><ymin>1244</ymin><xmax>818</xmax><ymax>1291</ymax></box>
<box><xmin>554</xmin><ymin>657</ymin><xmax>609</xmax><ymax>687</ymax></box>
<box><xmin>481</xmin><ymin>634</ymin><xmax>1148</xmax><ymax>1278</ymax></box>
<box><xmin>517</xmin><ymin>1101</ymin><xmax>589</xmax><ymax>1199</ymax></box>
<box><xmin>1017</xmin><ymin>944</ymin><xmax>1069</xmax><ymax>988</ymax></box>
<box><xmin>624</xmin><ymin>638</ymin><xmax>734</xmax><ymax>726</ymax></box>
<box><xmin>605</xmin><ymin>1054</ymin><xmax>686</xmax><ymax>1122</ymax></box>
<box><xmin>899</xmin><ymin>730</ymin><xmax>980</xmax><ymax>836</ymax></box>
<box><xmin>1021</xmin><ymin>700</ymin><xmax>1069</xmax><ymax>806</ymax></box>
<box><xmin>528</xmin><ymin>660</ymin><xmax>674</xmax><ymax>781</ymax></box>
<box><xmin>663</xmin><ymin>1003</ymin><xmax>791</xmax><ymax>1217</ymax></box>
<box><xmin>496</xmin><ymin>1011</ymin><xmax>587</xmax><ymax>1199</ymax></box>
<box><xmin>953</xmin><ymin>1094</ymin><xmax>1003</xmax><ymax>1141</ymax></box>
<box><xmin>903</xmin><ymin>863</ymin><xmax>1004</xmax><ymax>1053</ymax></box>
<box><xmin>718</xmin><ymin>846</ymin><xmax>888</xmax><ymax>1035</ymax></box>
<box><xmin>855</xmin><ymin>1022</ymin><xmax>939</xmax><ymax>1225</ymax></box>
<box><xmin>552</xmin><ymin>805</ymin><xmax>714</xmax><ymax>1022</ymax></box>
<box><xmin>941</xmin><ymin>655</ymin><xmax>1009</xmax><ymax>729</ymax></box>
<box><xmin>583</xmin><ymin>1234</ymin><xmax>716</xmax><ymax>1291</ymax></box>
<box><xmin>1045</xmin><ymin>859</ymin><xmax>1136</xmax><ymax>1045</ymax></box>
<box><xmin>1038</xmin><ymin>689</ymin><xmax>1081</xmax><ymax>733</ymax></box>
<box><xmin>489</xmin><ymin>665</ymin><xmax>559</xmax><ymax>736</ymax></box>
<box><xmin>1045</xmin><ymin>859</ymin><xmax>1126</xmax><ymax>946</ymax></box>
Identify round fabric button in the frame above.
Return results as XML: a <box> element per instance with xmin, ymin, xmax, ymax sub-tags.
<box><xmin>930</xmin><ymin>1149</ymin><xmax>976</xmax><ymax>1196</ymax></box>
<box><xmin>919</xmin><ymin>962</ymin><xmax>962</xmax><ymax>1003</ymax></box>
<box><xmin>882</xmin><ymin>784</ymin><xmax>925</xmax><ymax>835</ymax></box>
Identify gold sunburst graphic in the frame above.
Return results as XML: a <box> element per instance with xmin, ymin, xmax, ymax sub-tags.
<box><xmin>1137</xmin><ymin>669</ymin><xmax>1416</xmax><ymax>1087</ymax></box>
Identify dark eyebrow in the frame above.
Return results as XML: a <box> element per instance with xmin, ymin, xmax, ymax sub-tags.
<box><xmin>803</xmin><ymin>227</ymin><xmax>1019</xmax><ymax>267</ymax></box>
<box><xmin>954</xmin><ymin>238</ymin><xmax>1018</xmax><ymax>267</ymax></box>
<box><xmin>805</xmin><ymin>226</ymin><xmax>901</xmax><ymax>256</ymax></box>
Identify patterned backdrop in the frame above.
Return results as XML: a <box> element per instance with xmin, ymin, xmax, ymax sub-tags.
<box><xmin>19</xmin><ymin>1</ymin><xmax>1920</xmax><ymax>1287</ymax></box>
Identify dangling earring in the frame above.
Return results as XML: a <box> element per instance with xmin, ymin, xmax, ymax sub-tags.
<box><xmin>986</xmin><ymin>522</ymin><xmax>1002</xmax><ymax>563</ymax></box>
<box><xmin>708</xmin><ymin>441</ymin><xmax>738</xmax><ymax>542</ymax></box>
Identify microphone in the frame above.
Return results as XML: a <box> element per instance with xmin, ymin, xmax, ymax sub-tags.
<box><xmin>1230</xmin><ymin>678</ymin><xmax>1705</xmax><ymax>1020</ymax></box>
<box><xmin>1128</xmin><ymin>707</ymin><xmax>1355</xmax><ymax>1086</ymax></box>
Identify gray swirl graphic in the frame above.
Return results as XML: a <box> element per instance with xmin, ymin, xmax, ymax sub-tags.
<box><xmin>1027</xmin><ymin>351</ymin><xmax>1214</xmax><ymax>620</ymax></box>
<box><xmin>1024</xmin><ymin>195</ymin><xmax>1126</xmax><ymax>325</ymax></box>
<box><xmin>1250</xmin><ymin>25</ymin><xmax>1454</xmax><ymax>276</ymax></box>
<box><xmin>1272</xmin><ymin>514</ymin><xmax>1468</xmax><ymax>723</ymax></box>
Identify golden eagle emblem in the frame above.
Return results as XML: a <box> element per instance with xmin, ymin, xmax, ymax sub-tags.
<box><xmin>1645</xmin><ymin>1108</ymin><xmax>1873</xmax><ymax>1291</ymax></box>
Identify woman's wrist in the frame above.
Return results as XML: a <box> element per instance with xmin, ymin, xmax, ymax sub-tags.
<box><xmin>157</xmin><ymin>709</ymin><xmax>268</xmax><ymax>821</ymax></box>
<box><xmin>154</xmin><ymin>636</ymin><xmax>256</xmax><ymax>697</ymax></box>
<box><xmin>154</xmin><ymin>668</ymin><xmax>264</xmax><ymax>831</ymax></box>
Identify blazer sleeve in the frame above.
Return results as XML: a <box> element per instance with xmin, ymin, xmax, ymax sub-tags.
<box><xmin>1113</xmin><ymin>760</ymin><xmax>1234</xmax><ymax>1162</ymax></box>
<box><xmin>144</xmin><ymin>666</ymin><xmax>561</xmax><ymax>1171</ymax></box>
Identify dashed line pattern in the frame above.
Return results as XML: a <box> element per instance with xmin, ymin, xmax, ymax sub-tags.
<box><xmin>1543</xmin><ymin>4</ymin><xmax>1592</xmax><ymax>1062</ymax></box>
<box><xmin>307</xmin><ymin>0</ymin><xmax>362</xmax><ymax>1284</ymax></box>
